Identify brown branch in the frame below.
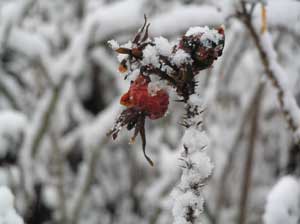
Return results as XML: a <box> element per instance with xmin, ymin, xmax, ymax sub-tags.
<box><xmin>214</xmin><ymin>83</ymin><xmax>265</xmax><ymax>224</ymax></box>
<box><xmin>50</xmin><ymin>132</ymin><xmax>67</xmax><ymax>224</ymax></box>
<box><xmin>238</xmin><ymin>79</ymin><xmax>264</xmax><ymax>224</ymax></box>
<box><xmin>68</xmin><ymin>141</ymin><xmax>105</xmax><ymax>224</ymax></box>
<box><xmin>31</xmin><ymin>77</ymin><xmax>67</xmax><ymax>157</ymax></box>
<box><xmin>238</xmin><ymin>1</ymin><xmax>299</xmax><ymax>136</ymax></box>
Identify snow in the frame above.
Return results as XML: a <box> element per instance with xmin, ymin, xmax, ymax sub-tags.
<box><xmin>107</xmin><ymin>39</ymin><xmax>119</xmax><ymax>50</ymax></box>
<box><xmin>0</xmin><ymin>187</ymin><xmax>24</xmax><ymax>224</ymax></box>
<box><xmin>150</xmin><ymin>5</ymin><xmax>223</xmax><ymax>36</ymax></box>
<box><xmin>263</xmin><ymin>176</ymin><xmax>300</xmax><ymax>224</ymax></box>
<box><xmin>172</xmin><ymin>49</ymin><xmax>191</xmax><ymax>66</ymax></box>
<box><xmin>142</xmin><ymin>45</ymin><xmax>160</xmax><ymax>67</ymax></box>
<box><xmin>185</xmin><ymin>26</ymin><xmax>223</xmax><ymax>44</ymax></box>
<box><xmin>171</xmin><ymin>190</ymin><xmax>204</xmax><ymax>224</ymax></box>
<box><xmin>148</xmin><ymin>81</ymin><xmax>167</xmax><ymax>96</ymax></box>
<box><xmin>253</xmin><ymin>1</ymin><xmax>300</xmax><ymax>32</ymax></box>
<box><xmin>0</xmin><ymin>0</ymin><xmax>299</xmax><ymax>224</ymax></box>
<box><xmin>182</xmin><ymin>127</ymin><xmax>208</xmax><ymax>153</ymax></box>
<box><xmin>154</xmin><ymin>36</ymin><xmax>173</xmax><ymax>57</ymax></box>
<box><xmin>171</xmin><ymin>95</ymin><xmax>213</xmax><ymax>223</ymax></box>
<box><xmin>0</xmin><ymin>111</ymin><xmax>27</xmax><ymax>157</ymax></box>
<box><xmin>260</xmin><ymin>32</ymin><xmax>300</xmax><ymax>139</ymax></box>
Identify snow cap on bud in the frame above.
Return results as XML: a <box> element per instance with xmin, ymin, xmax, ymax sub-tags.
<box><xmin>178</xmin><ymin>26</ymin><xmax>225</xmax><ymax>71</ymax></box>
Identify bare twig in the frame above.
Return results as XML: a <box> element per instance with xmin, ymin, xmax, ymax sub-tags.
<box><xmin>214</xmin><ymin>83</ymin><xmax>265</xmax><ymax>223</ymax></box>
<box><xmin>68</xmin><ymin>143</ymin><xmax>103</xmax><ymax>224</ymax></box>
<box><xmin>238</xmin><ymin>80</ymin><xmax>264</xmax><ymax>224</ymax></box>
<box><xmin>31</xmin><ymin>77</ymin><xmax>67</xmax><ymax>157</ymax></box>
<box><xmin>50</xmin><ymin>132</ymin><xmax>67</xmax><ymax>224</ymax></box>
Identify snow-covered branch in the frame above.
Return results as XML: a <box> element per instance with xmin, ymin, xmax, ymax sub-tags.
<box><xmin>171</xmin><ymin>98</ymin><xmax>213</xmax><ymax>224</ymax></box>
<box><xmin>239</xmin><ymin>2</ymin><xmax>300</xmax><ymax>142</ymax></box>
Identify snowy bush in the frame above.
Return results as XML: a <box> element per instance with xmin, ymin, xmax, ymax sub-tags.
<box><xmin>0</xmin><ymin>0</ymin><xmax>299</xmax><ymax>224</ymax></box>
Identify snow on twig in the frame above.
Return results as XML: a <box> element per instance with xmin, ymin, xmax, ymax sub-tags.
<box><xmin>239</xmin><ymin>2</ymin><xmax>300</xmax><ymax>142</ymax></box>
<box><xmin>171</xmin><ymin>97</ymin><xmax>213</xmax><ymax>224</ymax></box>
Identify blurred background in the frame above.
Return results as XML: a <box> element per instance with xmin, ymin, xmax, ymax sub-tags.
<box><xmin>0</xmin><ymin>0</ymin><xmax>299</xmax><ymax>223</ymax></box>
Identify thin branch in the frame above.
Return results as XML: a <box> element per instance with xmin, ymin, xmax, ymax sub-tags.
<box><xmin>0</xmin><ymin>77</ymin><xmax>20</xmax><ymax>110</ymax></box>
<box><xmin>68</xmin><ymin>143</ymin><xmax>104</xmax><ymax>224</ymax></box>
<box><xmin>214</xmin><ymin>83</ymin><xmax>265</xmax><ymax>223</ymax></box>
<box><xmin>31</xmin><ymin>77</ymin><xmax>67</xmax><ymax>157</ymax></box>
<box><xmin>238</xmin><ymin>2</ymin><xmax>300</xmax><ymax>141</ymax></box>
<box><xmin>237</xmin><ymin>80</ymin><xmax>264</xmax><ymax>224</ymax></box>
<box><xmin>50</xmin><ymin>132</ymin><xmax>67</xmax><ymax>224</ymax></box>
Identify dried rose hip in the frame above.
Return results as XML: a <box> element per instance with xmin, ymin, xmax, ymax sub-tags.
<box><xmin>120</xmin><ymin>75</ymin><xmax>169</xmax><ymax>120</ymax></box>
<box><xmin>108</xmin><ymin>16</ymin><xmax>225</xmax><ymax>166</ymax></box>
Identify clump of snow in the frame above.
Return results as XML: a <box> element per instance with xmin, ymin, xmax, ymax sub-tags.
<box><xmin>107</xmin><ymin>39</ymin><xmax>119</xmax><ymax>50</ymax></box>
<box><xmin>42</xmin><ymin>185</ymin><xmax>59</xmax><ymax>209</ymax></box>
<box><xmin>188</xmin><ymin>94</ymin><xmax>204</xmax><ymax>106</ymax></box>
<box><xmin>154</xmin><ymin>36</ymin><xmax>173</xmax><ymax>57</ymax></box>
<box><xmin>148</xmin><ymin>81</ymin><xmax>168</xmax><ymax>96</ymax></box>
<box><xmin>172</xmin><ymin>49</ymin><xmax>191</xmax><ymax>66</ymax></box>
<box><xmin>185</xmin><ymin>26</ymin><xmax>223</xmax><ymax>44</ymax></box>
<box><xmin>182</xmin><ymin>127</ymin><xmax>208</xmax><ymax>152</ymax></box>
<box><xmin>171</xmin><ymin>190</ymin><xmax>204</xmax><ymax>224</ymax></box>
<box><xmin>0</xmin><ymin>186</ymin><xmax>24</xmax><ymax>224</ymax></box>
<box><xmin>127</xmin><ymin>69</ymin><xmax>140</xmax><ymax>82</ymax></box>
<box><xmin>263</xmin><ymin>176</ymin><xmax>300</xmax><ymax>224</ymax></box>
<box><xmin>142</xmin><ymin>45</ymin><xmax>160</xmax><ymax>67</ymax></box>
<box><xmin>0</xmin><ymin>111</ymin><xmax>27</xmax><ymax>157</ymax></box>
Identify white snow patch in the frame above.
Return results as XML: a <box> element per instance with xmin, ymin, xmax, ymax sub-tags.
<box><xmin>186</xmin><ymin>26</ymin><xmax>223</xmax><ymax>44</ymax></box>
<box><xmin>172</xmin><ymin>49</ymin><xmax>191</xmax><ymax>66</ymax></box>
<box><xmin>0</xmin><ymin>186</ymin><xmax>24</xmax><ymax>224</ymax></box>
<box><xmin>148</xmin><ymin>81</ymin><xmax>168</xmax><ymax>96</ymax></box>
<box><xmin>182</xmin><ymin>127</ymin><xmax>208</xmax><ymax>152</ymax></box>
<box><xmin>171</xmin><ymin>190</ymin><xmax>204</xmax><ymax>224</ymax></box>
<box><xmin>263</xmin><ymin>176</ymin><xmax>300</xmax><ymax>224</ymax></box>
<box><xmin>142</xmin><ymin>45</ymin><xmax>160</xmax><ymax>67</ymax></box>
<box><xmin>0</xmin><ymin>111</ymin><xmax>27</xmax><ymax>157</ymax></box>
<box><xmin>154</xmin><ymin>36</ymin><xmax>173</xmax><ymax>57</ymax></box>
<box><xmin>107</xmin><ymin>39</ymin><xmax>119</xmax><ymax>50</ymax></box>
